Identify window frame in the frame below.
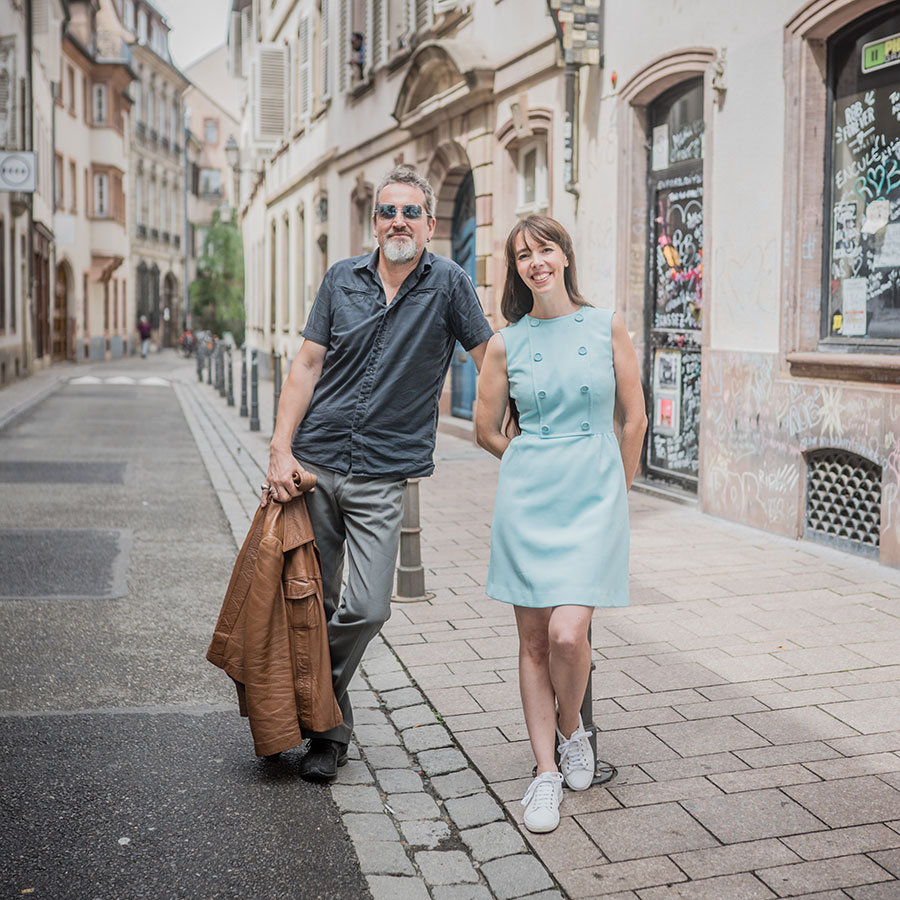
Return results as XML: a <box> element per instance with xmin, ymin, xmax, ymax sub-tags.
<box><xmin>820</xmin><ymin>5</ymin><xmax>900</xmax><ymax>350</ymax></box>
<box><xmin>94</xmin><ymin>171</ymin><xmax>109</xmax><ymax>217</ymax></box>
<box><xmin>92</xmin><ymin>83</ymin><xmax>108</xmax><ymax>125</ymax></box>
<box><xmin>514</xmin><ymin>135</ymin><xmax>548</xmax><ymax>216</ymax></box>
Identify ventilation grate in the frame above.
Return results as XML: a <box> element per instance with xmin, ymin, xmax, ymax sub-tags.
<box><xmin>805</xmin><ymin>449</ymin><xmax>881</xmax><ymax>554</ymax></box>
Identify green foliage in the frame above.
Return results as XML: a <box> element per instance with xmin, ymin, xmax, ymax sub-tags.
<box><xmin>189</xmin><ymin>207</ymin><xmax>245</xmax><ymax>343</ymax></box>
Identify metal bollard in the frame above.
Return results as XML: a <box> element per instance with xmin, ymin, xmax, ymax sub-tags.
<box><xmin>226</xmin><ymin>347</ymin><xmax>234</xmax><ymax>406</ymax></box>
<box><xmin>196</xmin><ymin>342</ymin><xmax>204</xmax><ymax>382</ymax></box>
<box><xmin>217</xmin><ymin>344</ymin><xmax>226</xmax><ymax>397</ymax></box>
<box><xmin>579</xmin><ymin>623</ymin><xmax>617</xmax><ymax>786</ymax></box>
<box><xmin>272</xmin><ymin>350</ymin><xmax>282</xmax><ymax>434</ymax></box>
<box><xmin>393</xmin><ymin>479</ymin><xmax>434</xmax><ymax>603</ymax></box>
<box><xmin>239</xmin><ymin>346</ymin><xmax>248</xmax><ymax>417</ymax></box>
<box><xmin>249</xmin><ymin>349</ymin><xmax>260</xmax><ymax>432</ymax></box>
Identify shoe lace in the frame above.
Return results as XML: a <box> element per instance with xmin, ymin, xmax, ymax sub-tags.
<box><xmin>521</xmin><ymin>772</ymin><xmax>562</xmax><ymax>810</ymax></box>
<box><xmin>558</xmin><ymin>725</ymin><xmax>592</xmax><ymax>771</ymax></box>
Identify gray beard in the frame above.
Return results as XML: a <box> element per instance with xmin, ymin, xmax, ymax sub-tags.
<box><xmin>383</xmin><ymin>236</ymin><xmax>419</xmax><ymax>264</ymax></box>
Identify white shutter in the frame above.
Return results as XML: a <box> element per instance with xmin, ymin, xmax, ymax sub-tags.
<box><xmin>298</xmin><ymin>16</ymin><xmax>311</xmax><ymax>118</ymax></box>
<box><xmin>240</xmin><ymin>8</ymin><xmax>252</xmax><ymax>78</ymax></box>
<box><xmin>253</xmin><ymin>43</ymin><xmax>287</xmax><ymax>144</ymax></box>
<box><xmin>433</xmin><ymin>0</ymin><xmax>459</xmax><ymax>12</ymax></box>
<box><xmin>32</xmin><ymin>0</ymin><xmax>49</xmax><ymax>33</ymax></box>
<box><xmin>321</xmin><ymin>0</ymin><xmax>332</xmax><ymax>101</ymax></box>
<box><xmin>337</xmin><ymin>0</ymin><xmax>348</xmax><ymax>94</ymax></box>
<box><xmin>0</xmin><ymin>41</ymin><xmax>15</xmax><ymax>149</ymax></box>
<box><xmin>415</xmin><ymin>0</ymin><xmax>432</xmax><ymax>31</ymax></box>
<box><xmin>372</xmin><ymin>0</ymin><xmax>388</xmax><ymax>69</ymax></box>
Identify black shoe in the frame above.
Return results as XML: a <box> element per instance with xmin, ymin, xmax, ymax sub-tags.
<box><xmin>299</xmin><ymin>739</ymin><xmax>348</xmax><ymax>782</ymax></box>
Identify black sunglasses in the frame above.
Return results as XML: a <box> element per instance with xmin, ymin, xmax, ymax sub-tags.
<box><xmin>375</xmin><ymin>203</ymin><xmax>424</xmax><ymax>220</ymax></box>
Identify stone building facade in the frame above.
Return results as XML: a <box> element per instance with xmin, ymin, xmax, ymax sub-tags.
<box><xmin>55</xmin><ymin>0</ymin><xmax>135</xmax><ymax>362</ymax></box>
<box><xmin>231</xmin><ymin>0</ymin><xmax>900</xmax><ymax>569</ymax></box>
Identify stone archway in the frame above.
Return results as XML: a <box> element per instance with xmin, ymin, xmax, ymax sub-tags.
<box><xmin>53</xmin><ymin>260</ymin><xmax>73</xmax><ymax>362</ymax></box>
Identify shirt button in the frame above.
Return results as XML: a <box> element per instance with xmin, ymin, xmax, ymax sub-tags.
<box><xmin>581</xmin><ymin>422</ymin><xmax>590</xmax><ymax>431</ymax></box>
<box><xmin>575</xmin><ymin>313</ymin><xmax>584</xmax><ymax>322</ymax></box>
<box><xmin>541</xmin><ymin>425</ymin><xmax>550</xmax><ymax>434</ymax></box>
<box><xmin>578</xmin><ymin>346</ymin><xmax>587</xmax><ymax>355</ymax></box>
<box><xmin>580</xmin><ymin>385</ymin><xmax>589</xmax><ymax>393</ymax></box>
<box><xmin>533</xmin><ymin>353</ymin><xmax>543</xmax><ymax>362</ymax></box>
<box><xmin>530</xmin><ymin>319</ymin><xmax>540</xmax><ymax>327</ymax></box>
<box><xmin>538</xmin><ymin>390</ymin><xmax>547</xmax><ymax>399</ymax></box>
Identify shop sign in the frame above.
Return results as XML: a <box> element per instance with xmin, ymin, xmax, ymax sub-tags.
<box><xmin>862</xmin><ymin>31</ymin><xmax>900</xmax><ymax>74</ymax></box>
<box><xmin>0</xmin><ymin>151</ymin><xmax>36</xmax><ymax>192</ymax></box>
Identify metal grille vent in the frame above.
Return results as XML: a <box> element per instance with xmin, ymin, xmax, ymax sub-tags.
<box><xmin>805</xmin><ymin>449</ymin><xmax>881</xmax><ymax>553</ymax></box>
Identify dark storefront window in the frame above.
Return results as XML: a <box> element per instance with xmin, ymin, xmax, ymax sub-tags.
<box><xmin>645</xmin><ymin>79</ymin><xmax>704</xmax><ymax>489</ymax></box>
<box><xmin>826</xmin><ymin>6</ymin><xmax>900</xmax><ymax>343</ymax></box>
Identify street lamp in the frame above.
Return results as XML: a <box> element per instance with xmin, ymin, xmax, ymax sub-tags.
<box><xmin>224</xmin><ymin>135</ymin><xmax>240</xmax><ymax>170</ymax></box>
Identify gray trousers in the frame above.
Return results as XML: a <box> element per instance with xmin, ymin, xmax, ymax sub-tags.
<box><xmin>302</xmin><ymin>461</ymin><xmax>406</xmax><ymax>744</ymax></box>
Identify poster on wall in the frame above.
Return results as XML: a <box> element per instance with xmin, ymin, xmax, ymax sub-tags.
<box><xmin>654</xmin><ymin>394</ymin><xmax>679</xmax><ymax>435</ymax></box>
<box><xmin>841</xmin><ymin>277</ymin><xmax>868</xmax><ymax>335</ymax></box>
<box><xmin>654</xmin><ymin>349</ymin><xmax>682</xmax><ymax>394</ymax></box>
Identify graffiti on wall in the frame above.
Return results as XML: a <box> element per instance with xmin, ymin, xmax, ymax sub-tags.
<box><xmin>702</xmin><ymin>350</ymin><xmax>900</xmax><ymax>558</ymax></box>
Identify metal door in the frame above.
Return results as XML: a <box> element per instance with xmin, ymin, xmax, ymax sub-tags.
<box><xmin>645</xmin><ymin>80</ymin><xmax>704</xmax><ymax>489</ymax></box>
<box><xmin>450</xmin><ymin>171</ymin><xmax>477</xmax><ymax>419</ymax></box>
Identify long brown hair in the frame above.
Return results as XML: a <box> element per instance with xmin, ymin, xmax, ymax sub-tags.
<box><xmin>500</xmin><ymin>215</ymin><xmax>589</xmax><ymax>324</ymax></box>
<box><xmin>500</xmin><ymin>216</ymin><xmax>590</xmax><ymax>436</ymax></box>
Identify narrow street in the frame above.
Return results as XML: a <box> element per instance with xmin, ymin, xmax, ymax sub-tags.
<box><xmin>0</xmin><ymin>360</ymin><xmax>368</xmax><ymax>900</ymax></box>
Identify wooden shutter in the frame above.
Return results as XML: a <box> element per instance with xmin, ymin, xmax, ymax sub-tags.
<box><xmin>299</xmin><ymin>16</ymin><xmax>312</xmax><ymax>118</ymax></box>
<box><xmin>0</xmin><ymin>41</ymin><xmax>14</xmax><ymax>150</ymax></box>
<box><xmin>252</xmin><ymin>43</ymin><xmax>287</xmax><ymax>144</ymax></box>
<box><xmin>337</xmin><ymin>0</ymin><xmax>348</xmax><ymax>93</ymax></box>
<box><xmin>321</xmin><ymin>0</ymin><xmax>333</xmax><ymax>101</ymax></box>
<box><xmin>414</xmin><ymin>0</ymin><xmax>432</xmax><ymax>31</ymax></box>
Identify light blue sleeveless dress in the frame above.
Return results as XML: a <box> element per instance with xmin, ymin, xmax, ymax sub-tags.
<box><xmin>486</xmin><ymin>306</ymin><xmax>630</xmax><ymax>608</ymax></box>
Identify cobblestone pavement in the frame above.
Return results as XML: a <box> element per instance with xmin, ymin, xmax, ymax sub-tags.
<box><xmin>6</xmin><ymin>350</ymin><xmax>900</xmax><ymax>899</ymax></box>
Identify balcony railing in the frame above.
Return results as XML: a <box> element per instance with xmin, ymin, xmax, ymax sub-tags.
<box><xmin>162</xmin><ymin>231</ymin><xmax>170</xmax><ymax>243</ymax></box>
<box><xmin>149</xmin><ymin>128</ymin><xmax>158</xmax><ymax>145</ymax></box>
<box><xmin>161</xmin><ymin>137</ymin><xmax>170</xmax><ymax>151</ymax></box>
<box><xmin>136</xmin><ymin>224</ymin><xmax>147</xmax><ymax>238</ymax></box>
<box><xmin>150</xmin><ymin>228</ymin><xmax>159</xmax><ymax>240</ymax></box>
<box><xmin>136</xmin><ymin>121</ymin><xmax>146</xmax><ymax>138</ymax></box>
<box><xmin>173</xmin><ymin>234</ymin><xmax>181</xmax><ymax>248</ymax></box>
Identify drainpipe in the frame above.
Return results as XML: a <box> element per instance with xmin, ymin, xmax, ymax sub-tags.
<box><xmin>24</xmin><ymin>0</ymin><xmax>35</xmax><ymax>371</ymax></box>
<box><xmin>182</xmin><ymin>108</ymin><xmax>189</xmax><ymax>331</ymax></box>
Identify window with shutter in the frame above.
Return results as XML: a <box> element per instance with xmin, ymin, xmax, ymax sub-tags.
<box><xmin>94</xmin><ymin>173</ymin><xmax>109</xmax><ymax>217</ymax></box>
<box><xmin>93</xmin><ymin>84</ymin><xmax>107</xmax><ymax>124</ymax></box>
<box><xmin>371</xmin><ymin>0</ymin><xmax>387</xmax><ymax>70</ymax></box>
<box><xmin>433</xmin><ymin>0</ymin><xmax>459</xmax><ymax>13</ymax></box>
<box><xmin>321</xmin><ymin>0</ymin><xmax>333</xmax><ymax>100</ymax></box>
<box><xmin>32</xmin><ymin>0</ymin><xmax>49</xmax><ymax>33</ymax></box>
<box><xmin>0</xmin><ymin>40</ymin><xmax>14</xmax><ymax>150</ymax></box>
<box><xmin>299</xmin><ymin>16</ymin><xmax>312</xmax><ymax>117</ymax></box>
<box><xmin>337</xmin><ymin>0</ymin><xmax>348</xmax><ymax>93</ymax></box>
<box><xmin>253</xmin><ymin>43</ymin><xmax>287</xmax><ymax>144</ymax></box>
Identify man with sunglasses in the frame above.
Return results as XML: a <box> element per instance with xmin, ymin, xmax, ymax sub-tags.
<box><xmin>261</xmin><ymin>165</ymin><xmax>493</xmax><ymax>780</ymax></box>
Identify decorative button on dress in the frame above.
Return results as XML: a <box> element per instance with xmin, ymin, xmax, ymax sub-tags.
<box><xmin>486</xmin><ymin>306</ymin><xmax>630</xmax><ymax>608</ymax></box>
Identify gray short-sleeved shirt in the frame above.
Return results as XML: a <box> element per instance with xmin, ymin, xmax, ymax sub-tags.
<box><xmin>292</xmin><ymin>249</ymin><xmax>493</xmax><ymax>479</ymax></box>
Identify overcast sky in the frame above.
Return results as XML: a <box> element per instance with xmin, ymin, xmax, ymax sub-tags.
<box><xmin>152</xmin><ymin>0</ymin><xmax>232</xmax><ymax>70</ymax></box>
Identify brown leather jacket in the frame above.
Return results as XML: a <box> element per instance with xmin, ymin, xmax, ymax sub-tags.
<box><xmin>207</xmin><ymin>491</ymin><xmax>341</xmax><ymax>756</ymax></box>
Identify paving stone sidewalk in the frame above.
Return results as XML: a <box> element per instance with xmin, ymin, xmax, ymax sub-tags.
<box><xmin>8</xmin><ymin>351</ymin><xmax>900</xmax><ymax>899</ymax></box>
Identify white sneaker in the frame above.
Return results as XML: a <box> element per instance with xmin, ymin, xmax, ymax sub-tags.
<box><xmin>521</xmin><ymin>771</ymin><xmax>564</xmax><ymax>833</ymax></box>
<box><xmin>557</xmin><ymin>715</ymin><xmax>595</xmax><ymax>791</ymax></box>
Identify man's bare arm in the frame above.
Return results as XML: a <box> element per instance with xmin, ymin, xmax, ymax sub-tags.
<box><xmin>262</xmin><ymin>339</ymin><xmax>327</xmax><ymax>505</ymax></box>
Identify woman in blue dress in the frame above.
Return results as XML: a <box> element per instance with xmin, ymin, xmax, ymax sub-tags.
<box><xmin>475</xmin><ymin>216</ymin><xmax>647</xmax><ymax>833</ymax></box>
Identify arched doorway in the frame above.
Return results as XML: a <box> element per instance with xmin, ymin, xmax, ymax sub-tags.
<box><xmin>450</xmin><ymin>171</ymin><xmax>477</xmax><ymax>419</ymax></box>
<box><xmin>53</xmin><ymin>261</ymin><xmax>72</xmax><ymax>361</ymax></box>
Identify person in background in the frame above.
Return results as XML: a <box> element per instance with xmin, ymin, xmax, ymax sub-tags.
<box><xmin>137</xmin><ymin>316</ymin><xmax>151</xmax><ymax>359</ymax></box>
<box><xmin>475</xmin><ymin>215</ymin><xmax>647</xmax><ymax>833</ymax></box>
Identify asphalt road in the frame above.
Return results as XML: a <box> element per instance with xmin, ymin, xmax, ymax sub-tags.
<box><xmin>0</xmin><ymin>382</ymin><xmax>368</xmax><ymax>900</ymax></box>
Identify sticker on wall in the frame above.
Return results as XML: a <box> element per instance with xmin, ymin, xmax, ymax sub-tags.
<box><xmin>654</xmin><ymin>394</ymin><xmax>679</xmax><ymax>436</ymax></box>
<box><xmin>862</xmin><ymin>197</ymin><xmax>890</xmax><ymax>234</ymax></box>
<box><xmin>862</xmin><ymin>30</ymin><xmax>900</xmax><ymax>74</ymax></box>
<box><xmin>652</xmin><ymin>124</ymin><xmax>669</xmax><ymax>171</ymax></box>
<box><xmin>654</xmin><ymin>349</ymin><xmax>682</xmax><ymax>394</ymax></box>
<box><xmin>841</xmin><ymin>277</ymin><xmax>868</xmax><ymax>336</ymax></box>
<box><xmin>874</xmin><ymin>222</ymin><xmax>900</xmax><ymax>267</ymax></box>
<box><xmin>833</xmin><ymin>201</ymin><xmax>860</xmax><ymax>257</ymax></box>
